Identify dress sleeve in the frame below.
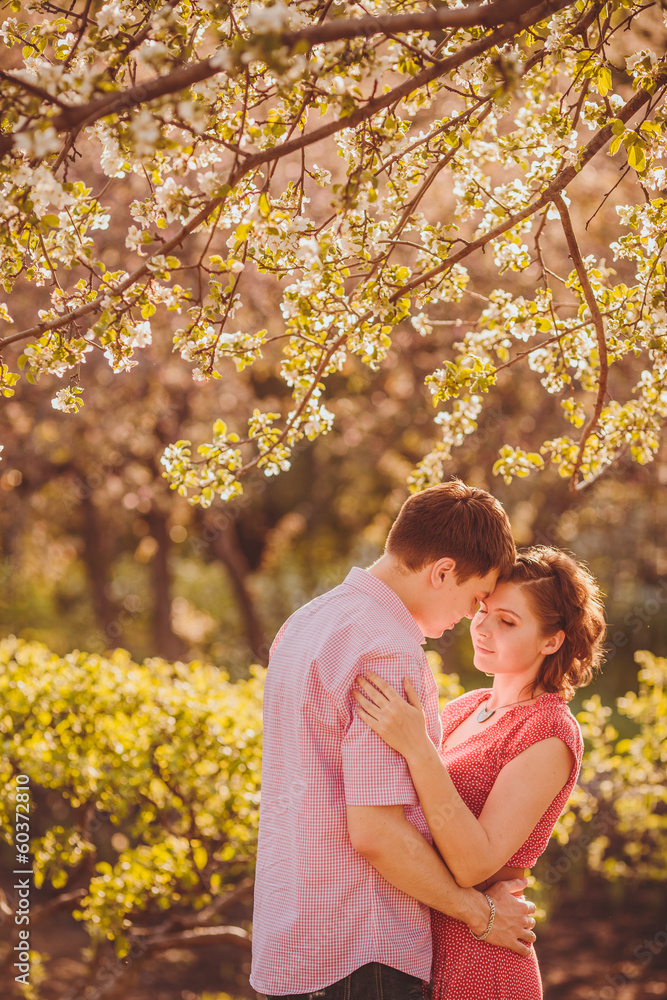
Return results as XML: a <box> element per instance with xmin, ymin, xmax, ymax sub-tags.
<box><xmin>501</xmin><ymin>703</ymin><xmax>583</xmax><ymax>774</ymax></box>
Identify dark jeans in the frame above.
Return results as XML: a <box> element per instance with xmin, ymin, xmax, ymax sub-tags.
<box><xmin>265</xmin><ymin>962</ymin><xmax>425</xmax><ymax>1000</ymax></box>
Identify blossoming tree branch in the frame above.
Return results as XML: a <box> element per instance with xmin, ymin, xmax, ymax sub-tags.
<box><xmin>1</xmin><ymin>0</ymin><xmax>666</xmax><ymax>503</ymax></box>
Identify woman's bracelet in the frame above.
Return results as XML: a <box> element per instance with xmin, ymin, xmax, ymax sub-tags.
<box><xmin>469</xmin><ymin>893</ymin><xmax>495</xmax><ymax>941</ymax></box>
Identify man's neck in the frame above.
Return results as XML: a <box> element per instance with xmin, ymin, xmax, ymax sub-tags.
<box><xmin>367</xmin><ymin>553</ymin><xmax>404</xmax><ymax>587</ymax></box>
<box><xmin>367</xmin><ymin>554</ymin><xmax>420</xmax><ymax>619</ymax></box>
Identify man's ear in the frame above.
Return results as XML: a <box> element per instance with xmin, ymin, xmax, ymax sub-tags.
<box><xmin>540</xmin><ymin>630</ymin><xmax>565</xmax><ymax>656</ymax></box>
<box><xmin>430</xmin><ymin>557</ymin><xmax>457</xmax><ymax>588</ymax></box>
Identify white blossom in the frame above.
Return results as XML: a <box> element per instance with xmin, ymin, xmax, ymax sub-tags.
<box><xmin>104</xmin><ymin>347</ymin><xmax>138</xmax><ymax>372</ymax></box>
<box><xmin>99</xmin><ymin>132</ymin><xmax>128</xmax><ymax>178</ymax></box>
<box><xmin>411</xmin><ymin>313</ymin><xmax>433</xmax><ymax>337</ymax></box>
<box><xmin>127</xmin><ymin>321</ymin><xmax>152</xmax><ymax>348</ymax></box>
<box><xmin>626</xmin><ymin>50</ymin><xmax>657</xmax><ymax>72</ymax></box>
<box><xmin>177</xmin><ymin>100</ymin><xmax>208</xmax><ymax>134</ymax></box>
<box><xmin>129</xmin><ymin>111</ymin><xmax>160</xmax><ymax>157</ymax></box>
<box><xmin>244</xmin><ymin>1</ymin><xmax>291</xmax><ymax>33</ymax></box>
<box><xmin>209</xmin><ymin>47</ymin><xmax>235</xmax><ymax>72</ymax></box>
<box><xmin>125</xmin><ymin>225</ymin><xmax>145</xmax><ymax>253</ymax></box>
<box><xmin>154</xmin><ymin>177</ymin><xmax>194</xmax><ymax>223</ymax></box>
<box><xmin>97</xmin><ymin>0</ymin><xmax>124</xmax><ymax>31</ymax></box>
<box><xmin>51</xmin><ymin>386</ymin><xmax>83</xmax><ymax>412</ymax></box>
<box><xmin>14</xmin><ymin>126</ymin><xmax>61</xmax><ymax>159</ymax></box>
<box><xmin>136</xmin><ymin>40</ymin><xmax>171</xmax><ymax>67</ymax></box>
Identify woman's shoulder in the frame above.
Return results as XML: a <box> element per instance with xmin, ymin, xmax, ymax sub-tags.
<box><xmin>537</xmin><ymin>692</ymin><xmax>582</xmax><ymax>728</ymax></box>
<box><xmin>515</xmin><ymin>693</ymin><xmax>583</xmax><ymax>754</ymax></box>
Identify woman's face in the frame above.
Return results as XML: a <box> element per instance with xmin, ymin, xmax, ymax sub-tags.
<box><xmin>470</xmin><ymin>580</ymin><xmax>563</xmax><ymax>682</ymax></box>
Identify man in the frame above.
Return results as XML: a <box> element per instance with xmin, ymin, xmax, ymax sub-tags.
<box><xmin>251</xmin><ymin>480</ymin><xmax>536</xmax><ymax>999</ymax></box>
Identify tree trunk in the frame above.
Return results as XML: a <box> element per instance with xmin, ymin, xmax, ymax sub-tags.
<box><xmin>79</xmin><ymin>492</ymin><xmax>120</xmax><ymax>644</ymax></box>
<box><xmin>146</xmin><ymin>507</ymin><xmax>188</xmax><ymax>661</ymax></box>
<box><xmin>198</xmin><ymin>510</ymin><xmax>269</xmax><ymax>665</ymax></box>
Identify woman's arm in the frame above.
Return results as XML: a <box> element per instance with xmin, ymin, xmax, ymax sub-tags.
<box><xmin>353</xmin><ymin>672</ymin><xmax>573</xmax><ymax>887</ymax></box>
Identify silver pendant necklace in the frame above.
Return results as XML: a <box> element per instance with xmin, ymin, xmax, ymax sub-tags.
<box><xmin>476</xmin><ymin>695</ymin><xmax>537</xmax><ymax>723</ymax></box>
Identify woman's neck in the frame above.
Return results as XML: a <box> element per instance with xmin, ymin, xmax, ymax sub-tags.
<box><xmin>486</xmin><ymin>676</ymin><xmax>544</xmax><ymax>708</ymax></box>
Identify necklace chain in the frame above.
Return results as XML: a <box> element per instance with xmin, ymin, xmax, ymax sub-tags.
<box><xmin>476</xmin><ymin>694</ymin><xmax>541</xmax><ymax>724</ymax></box>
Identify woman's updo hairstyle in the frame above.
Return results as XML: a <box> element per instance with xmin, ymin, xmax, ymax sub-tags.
<box><xmin>500</xmin><ymin>545</ymin><xmax>606</xmax><ymax>700</ymax></box>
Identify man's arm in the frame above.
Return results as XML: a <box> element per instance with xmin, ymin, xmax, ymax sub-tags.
<box><xmin>347</xmin><ymin>804</ymin><xmax>536</xmax><ymax>956</ymax></box>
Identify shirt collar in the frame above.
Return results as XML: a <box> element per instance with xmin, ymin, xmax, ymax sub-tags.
<box><xmin>343</xmin><ymin>566</ymin><xmax>426</xmax><ymax>645</ymax></box>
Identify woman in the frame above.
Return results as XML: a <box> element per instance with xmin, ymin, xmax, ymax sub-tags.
<box><xmin>353</xmin><ymin>545</ymin><xmax>605</xmax><ymax>1000</ymax></box>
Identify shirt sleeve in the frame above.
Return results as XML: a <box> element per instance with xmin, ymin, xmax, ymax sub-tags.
<box><xmin>340</xmin><ymin>650</ymin><xmax>428</xmax><ymax>808</ymax></box>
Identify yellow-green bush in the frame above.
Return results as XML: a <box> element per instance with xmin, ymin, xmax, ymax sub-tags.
<box><xmin>531</xmin><ymin>649</ymin><xmax>666</xmax><ymax>918</ymax></box>
<box><xmin>0</xmin><ymin>634</ymin><xmax>263</xmax><ymax>995</ymax></box>
<box><xmin>553</xmin><ymin>650</ymin><xmax>667</xmax><ymax>883</ymax></box>
<box><xmin>0</xmin><ymin>638</ymin><xmax>665</xmax><ymax>998</ymax></box>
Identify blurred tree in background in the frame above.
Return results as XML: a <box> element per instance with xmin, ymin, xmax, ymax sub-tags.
<box><xmin>0</xmin><ymin>0</ymin><xmax>666</xmax><ymax>696</ymax></box>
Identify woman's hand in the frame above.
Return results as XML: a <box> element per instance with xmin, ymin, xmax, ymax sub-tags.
<box><xmin>352</xmin><ymin>672</ymin><xmax>430</xmax><ymax>760</ymax></box>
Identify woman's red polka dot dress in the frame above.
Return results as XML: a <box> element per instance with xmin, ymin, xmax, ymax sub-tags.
<box><xmin>428</xmin><ymin>688</ymin><xmax>583</xmax><ymax>1000</ymax></box>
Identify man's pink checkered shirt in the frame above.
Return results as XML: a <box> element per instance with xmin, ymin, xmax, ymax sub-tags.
<box><xmin>250</xmin><ymin>567</ymin><xmax>443</xmax><ymax>996</ymax></box>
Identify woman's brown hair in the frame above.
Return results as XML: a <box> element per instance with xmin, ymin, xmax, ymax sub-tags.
<box><xmin>386</xmin><ymin>479</ymin><xmax>515</xmax><ymax>581</ymax></box>
<box><xmin>501</xmin><ymin>546</ymin><xmax>606</xmax><ymax>700</ymax></box>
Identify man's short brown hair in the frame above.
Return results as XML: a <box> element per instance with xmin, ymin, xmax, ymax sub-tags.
<box><xmin>385</xmin><ymin>479</ymin><xmax>515</xmax><ymax>581</ymax></box>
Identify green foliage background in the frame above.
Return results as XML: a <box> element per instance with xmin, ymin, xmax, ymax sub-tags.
<box><xmin>0</xmin><ymin>637</ymin><xmax>262</xmax><ymax>999</ymax></box>
<box><xmin>0</xmin><ymin>637</ymin><xmax>665</xmax><ymax>998</ymax></box>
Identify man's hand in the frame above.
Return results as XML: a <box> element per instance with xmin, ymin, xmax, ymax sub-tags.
<box><xmin>474</xmin><ymin>879</ymin><xmax>537</xmax><ymax>956</ymax></box>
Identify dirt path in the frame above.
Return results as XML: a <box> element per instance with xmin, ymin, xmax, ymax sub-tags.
<box><xmin>538</xmin><ymin>886</ymin><xmax>667</xmax><ymax>1000</ymax></box>
<box><xmin>5</xmin><ymin>882</ymin><xmax>665</xmax><ymax>999</ymax></box>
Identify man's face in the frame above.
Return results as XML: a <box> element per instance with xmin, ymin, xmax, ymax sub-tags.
<box><xmin>419</xmin><ymin>565</ymin><xmax>499</xmax><ymax>639</ymax></box>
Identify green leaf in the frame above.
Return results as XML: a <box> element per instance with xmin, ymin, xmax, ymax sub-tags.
<box><xmin>627</xmin><ymin>142</ymin><xmax>646</xmax><ymax>172</ymax></box>
<box><xmin>640</xmin><ymin>121</ymin><xmax>661</xmax><ymax>136</ymax></box>
<box><xmin>596</xmin><ymin>66</ymin><xmax>612</xmax><ymax>96</ymax></box>
<box><xmin>609</xmin><ymin>132</ymin><xmax>624</xmax><ymax>156</ymax></box>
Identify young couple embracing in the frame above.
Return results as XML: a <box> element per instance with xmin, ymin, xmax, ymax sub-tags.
<box><xmin>251</xmin><ymin>480</ymin><xmax>605</xmax><ymax>1000</ymax></box>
